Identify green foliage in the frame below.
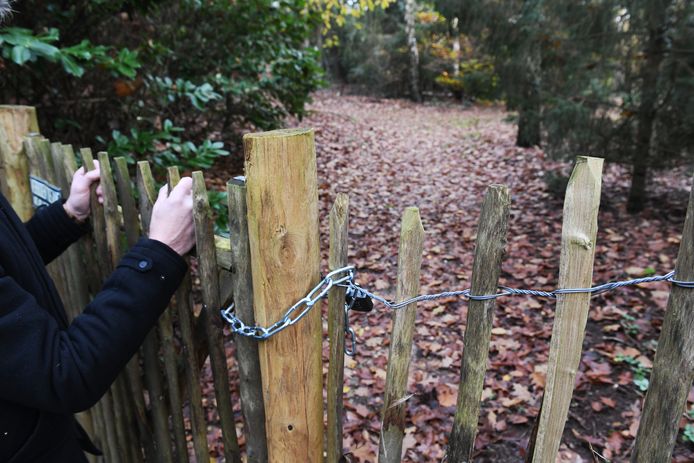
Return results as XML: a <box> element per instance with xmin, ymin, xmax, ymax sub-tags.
<box><xmin>614</xmin><ymin>354</ymin><xmax>651</xmax><ymax>392</ymax></box>
<box><xmin>684</xmin><ymin>424</ymin><xmax>694</xmax><ymax>444</ymax></box>
<box><xmin>435</xmin><ymin>59</ymin><xmax>500</xmax><ymax>101</ymax></box>
<box><xmin>0</xmin><ymin>0</ymin><xmax>324</xmax><ymax>178</ymax></box>
<box><xmin>0</xmin><ymin>27</ymin><xmax>140</xmax><ymax>78</ymax></box>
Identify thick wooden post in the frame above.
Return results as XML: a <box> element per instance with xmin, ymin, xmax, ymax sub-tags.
<box><xmin>228</xmin><ymin>177</ymin><xmax>268</xmax><ymax>463</ymax></box>
<box><xmin>448</xmin><ymin>185</ymin><xmax>510</xmax><ymax>462</ymax></box>
<box><xmin>244</xmin><ymin>128</ymin><xmax>323</xmax><ymax>462</ymax></box>
<box><xmin>379</xmin><ymin>207</ymin><xmax>425</xmax><ymax>463</ymax></box>
<box><xmin>632</xmin><ymin>176</ymin><xmax>694</xmax><ymax>462</ymax></box>
<box><xmin>530</xmin><ymin>156</ymin><xmax>603</xmax><ymax>463</ymax></box>
<box><xmin>0</xmin><ymin>105</ymin><xmax>38</xmax><ymax>221</ymax></box>
<box><xmin>327</xmin><ymin>193</ymin><xmax>350</xmax><ymax>463</ymax></box>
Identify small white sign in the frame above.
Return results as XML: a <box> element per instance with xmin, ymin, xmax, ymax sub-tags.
<box><xmin>30</xmin><ymin>175</ymin><xmax>62</xmax><ymax>209</ymax></box>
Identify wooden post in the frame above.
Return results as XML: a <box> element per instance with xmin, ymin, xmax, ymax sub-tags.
<box><xmin>327</xmin><ymin>193</ymin><xmax>350</xmax><ymax>463</ymax></box>
<box><xmin>529</xmin><ymin>156</ymin><xmax>603</xmax><ymax>463</ymax></box>
<box><xmin>631</xmin><ymin>176</ymin><xmax>694</xmax><ymax>462</ymax></box>
<box><xmin>228</xmin><ymin>177</ymin><xmax>268</xmax><ymax>463</ymax></box>
<box><xmin>160</xmin><ymin>167</ymin><xmax>189</xmax><ymax>463</ymax></box>
<box><xmin>192</xmin><ymin>172</ymin><xmax>241</xmax><ymax>463</ymax></box>
<box><xmin>112</xmin><ymin>156</ymin><xmax>156</xmax><ymax>463</ymax></box>
<box><xmin>448</xmin><ymin>185</ymin><xmax>510</xmax><ymax>462</ymax></box>
<box><xmin>136</xmin><ymin>161</ymin><xmax>173</xmax><ymax>463</ymax></box>
<box><xmin>170</xmin><ymin>173</ymin><xmax>209</xmax><ymax>463</ymax></box>
<box><xmin>96</xmin><ymin>152</ymin><xmax>140</xmax><ymax>463</ymax></box>
<box><xmin>378</xmin><ymin>207</ymin><xmax>425</xmax><ymax>463</ymax></box>
<box><xmin>244</xmin><ymin>128</ymin><xmax>323</xmax><ymax>462</ymax></box>
<box><xmin>0</xmin><ymin>105</ymin><xmax>38</xmax><ymax>221</ymax></box>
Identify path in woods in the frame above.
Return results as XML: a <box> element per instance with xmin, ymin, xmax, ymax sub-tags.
<box><xmin>215</xmin><ymin>90</ymin><xmax>694</xmax><ymax>462</ymax></box>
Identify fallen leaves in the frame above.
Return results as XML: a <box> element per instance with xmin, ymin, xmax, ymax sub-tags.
<box><xmin>205</xmin><ymin>91</ymin><xmax>694</xmax><ymax>462</ymax></box>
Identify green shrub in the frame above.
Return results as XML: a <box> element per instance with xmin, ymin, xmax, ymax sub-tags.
<box><xmin>0</xmin><ymin>0</ymin><xmax>323</xmax><ymax>174</ymax></box>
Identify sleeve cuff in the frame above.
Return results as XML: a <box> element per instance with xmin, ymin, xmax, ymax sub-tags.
<box><xmin>118</xmin><ymin>238</ymin><xmax>188</xmax><ymax>294</ymax></box>
<box><xmin>44</xmin><ymin>200</ymin><xmax>91</xmax><ymax>242</ymax></box>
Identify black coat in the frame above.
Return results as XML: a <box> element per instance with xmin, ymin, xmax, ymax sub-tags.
<box><xmin>0</xmin><ymin>192</ymin><xmax>187</xmax><ymax>462</ymax></box>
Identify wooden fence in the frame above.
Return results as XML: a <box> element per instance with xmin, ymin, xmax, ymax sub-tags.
<box><xmin>1</xmin><ymin>105</ymin><xmax>693</xmax><ymax>463</ymax></box>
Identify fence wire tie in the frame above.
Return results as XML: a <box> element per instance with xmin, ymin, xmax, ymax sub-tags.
<box><xmin>220</xmin><ymin>267</ymin><xmax>694</xmax><ymax>354</ymax></box>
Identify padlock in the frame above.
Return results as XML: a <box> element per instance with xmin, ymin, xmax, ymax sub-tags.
<box><xmin>345</xmin><ymin>292</ymin><xmax>373</xmax><ymax>313</ymax></box>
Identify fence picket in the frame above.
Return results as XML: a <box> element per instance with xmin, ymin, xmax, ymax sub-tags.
<box><xmin>170</xmin><ymin>173</ymin><xmax>209</xmax><ymax>463</ymax></box>
<box><xmin>327</xmin><ymin>193</ymin><xmax>350</xmax><ymax>463</ymax></box>
<box><xmin>529</xmin><ymin>156</ymin><xmax>604</xmax><ymax>463</ymax></box>
<box><xmin>192</xmin><ymin>171</ymin><xmax>242</xmax><ymax>463</ymax></box>
<box><xmin>112</xmin><ymin>156</ymin><xmax>154</xmax><ymax>462</ymax></box>
<box><xmin>448</xmin><ymin>184</ymin><xmax>511</xmax><ymax>462</ymax></box>
<box><xmin>228</xmin><ymin>177</ymin><xmax>268</xmax><ymax>463</ymax></box>
<box><xmin>0</xmin><ymin>105</ymin><xmax>36</xmax><ymax>221</ymax></box>
<box><xmin>379</xmin><ymin>207</ymin><xmax>425</xmax><ymax>463</ymax></box>
<box><xmin>136</xmin><ymin>161</ymin><xmax>174</xmax><ymax>463</ymax></box>
<box><xmin>160</xmin><ymin>167</ymin><xmax>189</xmax><ymax>463</ymax></box>
<box><xmin>632</xmin><ymin>175</ymin><xmax>694</xmax><ymax>461</ymax></box>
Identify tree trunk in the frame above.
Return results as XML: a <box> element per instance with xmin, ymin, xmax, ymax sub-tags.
<box><xmin>516</xmin><ymin>48</ymin><xmax>542</xmax><ymax>147</ymax></box>
<box><xmin>451</xmin><ymin>17</ymin><xmax>461</xmax><ymax>76</ymax></box>
<box><xmin>626</xmin><ymin>0</ymin><xmax>670</xmax><ymax>213</ymax></box>
<box><xmin>404</xmin><ymin>0</ymin><xmax>421</xmax><ymax>102</ymax></box>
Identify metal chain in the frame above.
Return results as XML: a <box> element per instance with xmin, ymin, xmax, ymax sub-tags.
<box><xmin>221</xmin><ymin>267</ymin><xmax>693</xmax><ymax>354</ymax></box>
<box><xmin>221</xmin><ymin>266</ymin><xmax>355</xmax><ymax>340</ymax></box>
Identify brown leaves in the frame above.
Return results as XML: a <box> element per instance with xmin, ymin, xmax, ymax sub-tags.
<box><xmin>205</xmin><ymin>92</ymin><xmax>694</xmax><ymax>461</ymax></box>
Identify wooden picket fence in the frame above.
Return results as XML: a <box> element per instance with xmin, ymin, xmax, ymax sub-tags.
<box><xmin>1</xmin><ymin>104</ymin><xmax>693</xmax><ymax>463</ymax></box>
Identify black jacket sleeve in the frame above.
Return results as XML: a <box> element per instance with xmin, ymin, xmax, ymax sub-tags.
<box><xmin>0</xmin><ymin>238</ymin><xmax>187</xmax><ymax>414</ymax></box>
<box><xmin>25</xmin><ymin>200</ymin><xmax>89</xmax><ymax>264</ymax></box>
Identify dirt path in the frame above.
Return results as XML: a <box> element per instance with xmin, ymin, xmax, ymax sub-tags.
<box><xmin>217</xmin><ymin>90</ymin><xmax>694</xmax><ymax>462</ymax></box>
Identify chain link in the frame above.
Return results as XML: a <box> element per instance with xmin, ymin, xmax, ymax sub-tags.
<box><xmin>221</xmin><ymin>267</ymin><xmax>693</xmax><ymax>354</ymax></box>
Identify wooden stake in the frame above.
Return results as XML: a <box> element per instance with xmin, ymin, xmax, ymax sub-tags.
<box><xmin>97</xmin><ymin>151</ymin><xmax>140</xmax><ymax>463</ymax></box>
<box><xmin>168</xmin><ymin>169</ymin><xmax>209</xmax><ymax>462</ymax></box>
<box><xmin>136</xmin><ymin>161</ymin><xmax>173</xmax><ymax>463</ymax></box>
<box><xmin>631</xmin><ymin>176</ymin><xmax>694</xmax><ymax>462</ymax></box>
<box><xmin>228</xmin><ymin>177</ymin><xmax>268</xmax><ymax>463</ymax></box>
<box><xmin>0</xmin><ymin>105</ymin><xmax>38</xmax><ymax>221</ymax></box>
<box><xmin>244</xmin><ymin>128</ymin><xmax>323</xmax><ymax>462</ymax></box>
<box><xmin>448</xmin><ymin>184</ymin><xmax>510</xmax><ymax>462</ymax></box>
<box><xmin>192</xmin><ymin>171</ymin><xmax>241</xmax><ymax>463</ymax></box>
<box><xmin>530</xmin><ymin>156</ymin><xmax>603</xmax><ymax>463</ymax></box>
<box><xmin>112</xmin><ymin>157</ymin><xmax>155</xmax><ymax>463</ymax></box>
<box><xmin>327</xmin><ymin>193</ymin><xmax>350</xmax><ymax>463</ymax></box>
<box><xmin>160</xmin><ymin>167</ymin><xmax>189</xmax><ymax>463</ymax></box>
<box><xmin>379</xmin><ymin>207</ymin><xmax>425</xmax><ymax>463</ymax></box>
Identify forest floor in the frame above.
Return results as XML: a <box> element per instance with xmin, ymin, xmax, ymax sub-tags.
<box><xmin>212</xmin><ymin>89</ymin><xmax>694</xmax><ymax>462</ymax></box>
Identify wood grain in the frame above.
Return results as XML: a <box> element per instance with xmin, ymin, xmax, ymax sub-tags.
<box><xmin>192</xmin><ymin>171</ymin><xmax>241</xmax><ymax>463</ymax></box>
<box><xmin>327</xmin><ymin>193</ymin><xmax>350</xmax><ymax>463</ymax></box>
<box><xmin>632</xmin><ymin>176</ymin><xmax>694</xmax><ymax>462</ymax></box>
<box><xmin>0</xmin><ymin>105</ymin><xmax>38</xmax><ymax>221</ymax></box>
<box><xmin>448</xmin><ymin>184</ymin><xmax>510</xmax><ymax>462</ymax></box>
<box><xmin>244</xmin><ymin>128</ymin><xmax>323</xmax><ymax>462</ymax></box>
<box><xmin>228</xmin><ymin>177</ymin><xmax>268</xmax><ymax>463</ymax></box>
<box><xmin>530</xmin><ymin>156</ymin><xmax>603</xmax><ymax>463</ymax></box>
<box><xmin>379</xmin><ymin>207</ymin><xmax>425</xmax><ymax>463</ymax></box>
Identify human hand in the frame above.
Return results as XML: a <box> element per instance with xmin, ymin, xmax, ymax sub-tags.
<box><xmin>64</xmin><ymin>161</ymin><xmax>103</xmax><ymax>223</ymax></box>
<box><xmin>148</xmin><ymin>177</ymin><xmax>195</xmax><ymax>256</ymax></box>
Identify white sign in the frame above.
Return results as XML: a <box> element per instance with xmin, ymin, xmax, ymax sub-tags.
<box><xmin>30</xmin><ymin>175</ymin><xmax>62</xmax><ymax>209</ymax></box>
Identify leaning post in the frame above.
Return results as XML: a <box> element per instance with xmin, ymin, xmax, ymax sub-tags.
<box><xmin>631</xmin><ymin>175</ymin><xmax>694</xmax><ymax>462</ymax></box>
<box><xmin>448</xmin><ymin>184</ymin><xmax>510</xmax><ymax>462</ymax></box>
<box><xmin>529</xmin><ymin>156</ymin><xmax>603</xmax><ymax>463</ymax></box>
<box><xmin>0</xmin><ymin>105</ymin><xmax>38</xmax><ymax>221</ymax></box>
<box><xmin>244</xmin><ymin>128</ymin><xmax>323</xmax><ymax>462</ymax></box>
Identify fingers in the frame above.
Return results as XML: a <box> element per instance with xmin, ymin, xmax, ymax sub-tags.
<box><xmin>169</xmin><ymin>177</ymin><xmax>193</xmax><ymax>201</ymax></box>
<box><xmin>96</xmin><ymin>185</ymin><xmax>104</xmax><ymax>204</ymax></box>
<box><xmin>157</xmin><ymin>184</ymin><xmax>169</xmax><ymax>202</ymax></box>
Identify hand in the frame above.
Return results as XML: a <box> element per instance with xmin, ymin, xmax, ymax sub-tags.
<box><xmin>64</xmin><ymin>161</ymin><xmax>103</xmax><ymax>223</ymax></box>
<box><xmin>149</xmin><ymin>177</ymin><xmax>195</xmax><ymax>256</ymax></box>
